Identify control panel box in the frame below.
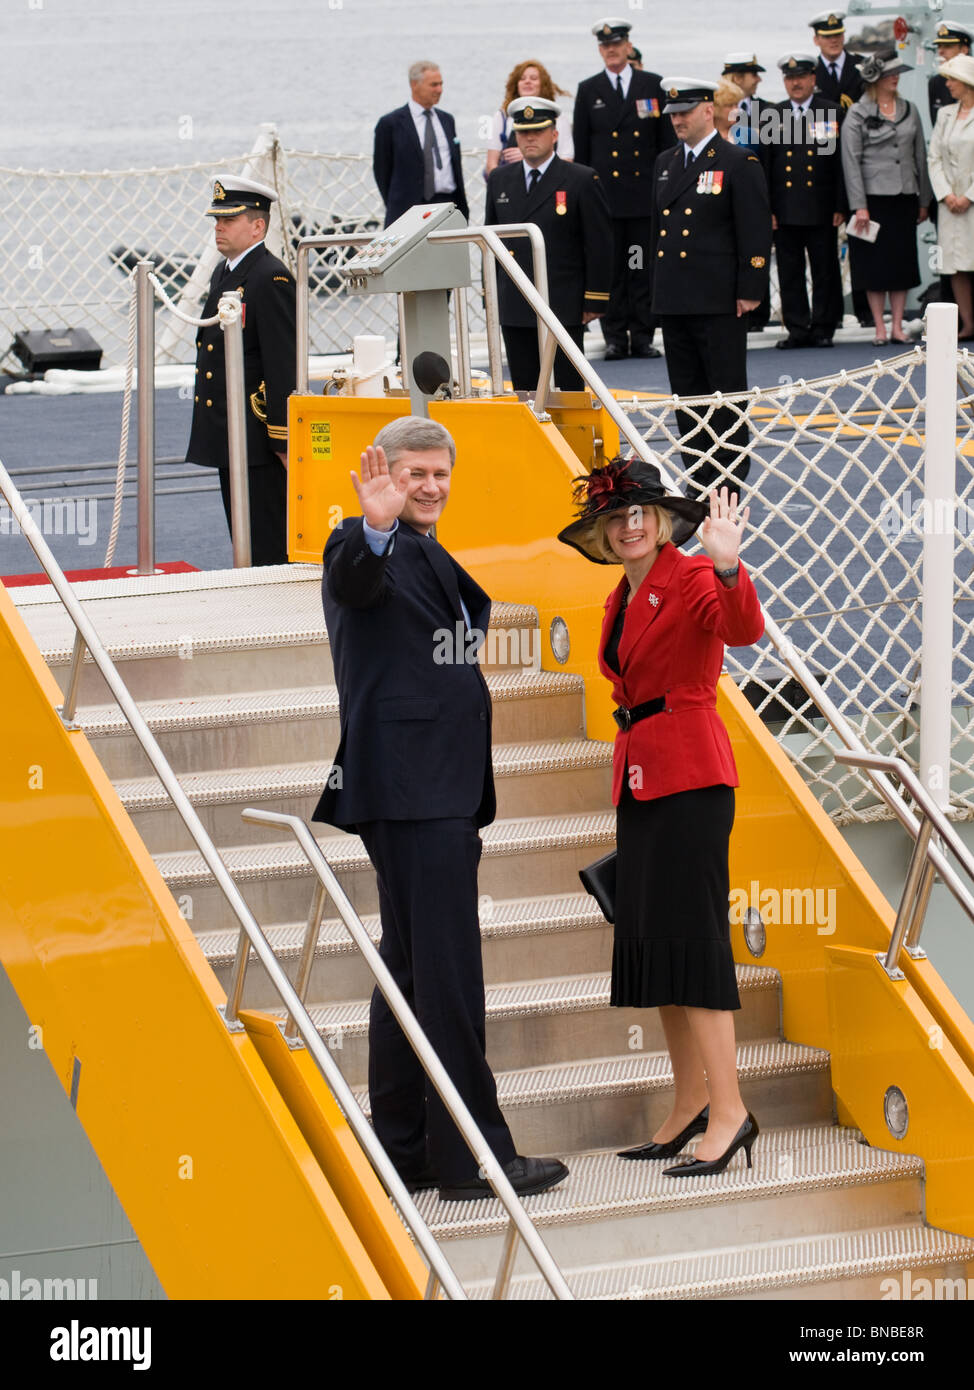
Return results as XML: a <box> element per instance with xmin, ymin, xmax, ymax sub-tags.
<box><xmin>340</xmin><ymin>204</ymin><xmax>471</xmax><ymax>294</ymax></box>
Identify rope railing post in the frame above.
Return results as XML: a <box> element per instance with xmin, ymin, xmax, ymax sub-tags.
<box><xmin>135</xmin><ymin>260</ymin><xmax>156</xmax><ymax>576</ymax></box>
<box><xmin>921</xmin><ymin>302</ymin><xmax>957</xmax><ymax>813</ymax></box>
<box><xmin>220</xmin><ymin>293</ymin><xmax>251</xmax><ymax>568</ymax></box>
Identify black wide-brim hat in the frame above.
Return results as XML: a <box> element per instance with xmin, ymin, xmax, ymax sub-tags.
<box><xmin>557</xmin><ymin>455</ymin><xmax>707</xmax><ymax>564</ymax></box>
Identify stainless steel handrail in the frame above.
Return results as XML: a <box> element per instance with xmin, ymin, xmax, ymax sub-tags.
<box><xmin>834</xmin><ymin>750</ymin><xmax>974</xmax><ymax>978</ymax></box>
<box><xmin>238</xmin><ymin>806</ymin><xmax>574</xmax><ymax>1302</ymax></box>
<box><xmin>294</xmin><ymin>234</ymin><xmax>375</xmax><ymax>393</ymax></box>
<box><xmin>0</xmin><ymin>456</ymin><xmax>471</xmax><ymax>1302</ymax></box>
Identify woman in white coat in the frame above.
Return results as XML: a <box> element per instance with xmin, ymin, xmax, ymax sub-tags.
<box><xmin>929</xmin><ymin>54</ymin><xmax>974</xmax><ymax>339</ymax></box>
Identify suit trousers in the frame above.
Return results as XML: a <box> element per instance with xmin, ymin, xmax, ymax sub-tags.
<box><xmin>357</xmin><ymin>817</ymin><xmax>517</xmax><ymax>1183</ymax></box>
<box><xmin>604</xmin><ymin>216</ymin><xmax>657</xmax><ymax>350</ymax></box>
<box><xmin>774</xmin><ymin>223</ymin><xmax>842</xmax><ymax>341</ymax></box>
<box><xmin>501</xmin><ymin>324</ymin><xmax>586</xmax><ymax>392</ymax></box>
<box><xmin>218</xmin><ymin>461</ymin><xmax>288</xmax><ymax>566</ymax></box>
<box><xmin>660</xmin><ymin>313</ymin><xmax>751</xmax><ymax>496</ymax></box>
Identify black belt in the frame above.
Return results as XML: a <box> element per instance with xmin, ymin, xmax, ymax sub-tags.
<box><xmin>612</xmin><ymin>696</ymin><xmax>665</xmax><ymax>731</ymax></box>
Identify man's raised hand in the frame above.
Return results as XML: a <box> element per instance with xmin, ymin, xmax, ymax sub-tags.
<box><xmin>351</xmin><ymin>445</ymin><xmax>409</xmax><ymax>532</ymax></box>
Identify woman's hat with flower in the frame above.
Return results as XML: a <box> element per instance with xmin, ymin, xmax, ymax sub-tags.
<box><xmin>557</xmin><ymin>455</ymin><xmax>707</xmax><ymax>564</ymax></box>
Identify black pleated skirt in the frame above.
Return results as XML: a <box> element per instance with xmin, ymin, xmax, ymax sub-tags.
<box><xmin>847</xmin><ymin>194</ymin><xmax>921</xmax><ymax>292</ymax></box>
<box><xmin>610</xmin><ymin>780</ymin><xmax>741</xmax><ymax>1011</ymax></box>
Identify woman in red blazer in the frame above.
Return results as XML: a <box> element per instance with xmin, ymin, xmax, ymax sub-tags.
<box><xmin>559</xmin><ymin>456</ymin><xmax>765</xmax><ymax>1175</ymax></box>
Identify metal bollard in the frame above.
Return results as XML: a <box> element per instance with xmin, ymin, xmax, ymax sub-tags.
<box><xmin>135</xmin><ymin>261</ymin><xmax>156</xmax><ymax>575</ymax></box>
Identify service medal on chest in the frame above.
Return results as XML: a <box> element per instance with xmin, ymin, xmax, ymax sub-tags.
<box><xmin>555</xmin><ymin>190</ymin><xmax>567</xmax><ymax>215</ymax></box>
<box><xmin>696</xmin><ymin>170</ymin><xmax>724</xmax><ymax>195</ymax></box>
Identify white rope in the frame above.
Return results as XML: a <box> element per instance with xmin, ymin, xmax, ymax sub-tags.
<box><xmin>101</xmin><ymin>272</ymin><xmax>138</xmax><ymax>568</ymax></box>
<box><xmin>148</xmin><ymin>272</ymin><xmax>220</xmax><ymax>327</ymax></box>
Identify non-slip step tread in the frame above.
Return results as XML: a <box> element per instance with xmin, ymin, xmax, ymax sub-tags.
<box><xmin>407</xmin><ymin>1128</ymin><xmax>924</xmax><ymax>1241</ymax></box>
<box><xmin>78</xmin><ymin>670</ymin><xmax>583</xmax><ymax>739</ymax></box>
<box><xmin>195</xmin><ymin>891</ymin><xmax>615</xmax><ymax>964</ymax></box>
<box><xmin>469</xmin><ymin>1222</ymin><xmax>974</xmax><ymax>1300</ymax></box>
<box><xmin>273</xmin><ymin>965</ymin><xmax>779</xmax><ymax>1038</ymax></box>
<box><xmin>115</xmin><ymin>739</ymin><xmax>613</xmax><ymax>811</ymax></box>
<box><xmin>156</xmin><ymin>809</ymin><xmax>617</xmax><ymax>887</ymax></box>
<box><xmin>350</xmin><ymin>1039</ymin><xmax>830</xmax><ymax>1124</ymax></box>
<box><xmin>21</xmin><ymin>566</ymin><xmax>537</xmax><ymax>663</ymax></box>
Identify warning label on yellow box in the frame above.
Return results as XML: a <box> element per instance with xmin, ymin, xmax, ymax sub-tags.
<box><xmin>310</xmin><ymin>421</ymin><xmax>332</xmax><ymax>460</ymax></box>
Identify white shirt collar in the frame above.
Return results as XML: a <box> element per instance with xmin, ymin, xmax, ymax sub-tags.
<box><xmin>408</xmin><ymin>97</ymin><xmax>439</xmax><ymax>121</ymax></box>
<box><xmin>605</xmin><ymin>63</ymin><xmax>632</xmax><ymax>95</ymax></box>
<box><xmin>227</xmin><ymin>241</ymin><xmax>263</xmax><ymax>272</ymax></box>
<box><xmin>824</xmin><ymin>51</ymin><xmax>845</xmax><ymax>74</ymax></box>
<box><xmin>686</xmin><ymin>130</ymin><xmax>717</xmax><ymax>160</ymax></box>
<box><xmin>524</xmin><ymin>152</ymin><xmax>557</xmax><ymax>186</ymax></box>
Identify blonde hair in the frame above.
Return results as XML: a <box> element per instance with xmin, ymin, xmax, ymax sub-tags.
<box><xmin>714</xmin><ymin>78</ymin><xmax>745</xmax><ymax>116</ymax></box>
<box><xmin>592</xmin><ymin>504</ymin><xmax>673</xmax><ymax>562</ymax></box>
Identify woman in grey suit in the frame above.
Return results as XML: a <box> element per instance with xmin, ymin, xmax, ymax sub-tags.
<box><xmin>841</xmin><ymin>52</ymin><xmax>932</xmax><ymax>343</ymax></box>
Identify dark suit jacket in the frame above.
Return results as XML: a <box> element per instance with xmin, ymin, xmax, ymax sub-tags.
<box><xmin>929</xmin><ymin>72</ymin><xmax>954</xmax><ymax>123</ymax></box>
<box><xmin>312</xmin><ymin>517</ymin><xmax>495</xmax><ymax>830</ymax></box>
<box><xmin>186</xmin><ymin>243</ymin><xmax>295</xmax><ymax>470</ymax></box>
<box><xmin>372</xmin><ymin>104</ymin><xmax>469</xmax><ymax>227</ymax></box>
<box><xmin>484</xmin><ymin>155</ymin><xmax>612</xmax><ymax>327</ymax></box>
<box><xmin>768</xmin><ymin>98</ymin><xmax>846</xmax><ymax>223</ymax></box>
<box><xmin>572</xmin><ymin>68</ymin><xmax>676</xmax><ymax>217</ymax></box>
<box><xmin>815</xmin><ymin>53</ymin><xmax>865</xmax><ymax>112</ymax></box>
<box><xmin>651</xmin><ymin>134</ymin><xmax>771</xmax><ymax>315</ymax></box>
<box><xmin>598</xmin><ymin>542</ymin><xmax>764</xmax><ymax>805</ymax></box>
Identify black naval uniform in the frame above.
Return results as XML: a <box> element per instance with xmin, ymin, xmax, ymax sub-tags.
<box><xmin>733</xmin><ymin>94</ymin><xmax>775</xmax><ymax>329</ymax></box>
<box><xmin>930</xmin><ymin>72</ymin><xmax>956</xmax><ymax>123</ymax></box>
<box><xmin>651</xmin><ymin>134</ymin><xmax>771</xmax><ymax>494</ymax></box>
<box><xmin>484</xmin><ymin>155</ymin><xmax>612</xmax><ymax>389</ymax></box>
<box><xmin>815</xmin><ymin>52</ymin><xmax>865</xmax><ymax>112</ymax></box>
<box><xmin>769</xmin><ymin>98</ymin><xmax>846</xmax><ymax>344</ymax></box>
<box><xmin>186</xmin><ymin>243</ymin><xmax>296</xmax><ymax>565</ymax></box>
<box><xmin>573</xmin><ymin>67</ymin><xmax>676</xmax><ymax>353</ymax></box>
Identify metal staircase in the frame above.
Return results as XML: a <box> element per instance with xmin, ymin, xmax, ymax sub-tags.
<box><xmin>14</xmin><ymin>560</ymin><xmax>974</xmax><ymax>1300</ymax></box>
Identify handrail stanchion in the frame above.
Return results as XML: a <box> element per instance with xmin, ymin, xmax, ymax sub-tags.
<box><xmin>284</xmin><ymin>880</ymin><xmax>327</xmax><ymax>1039</ymax></box>
<box><xmin>240</xmin><ymin>805</ymin><xmax>576</xmax><ymax>1302</ymax></box>
<box><xmin>58</xmin><ymin>630</ymin><xmax>88</xmax><ymax>728</ymax></box>
<box><xmin>491</xmin><ymin>1220</ymin><xmax>520</xmax><ymax>1301</ymax></box>
<box><xmin>135</xmin><ymin>259</ymin><xmax>156</xmax><ymax>576</ymax></box>
<box><xmin>454</xmin><ymin>284</ymin><xmax>472</xmax><ymax>397</ymax></box>
<box><xmin>481</xmin><ymin>248</ymin><xmax>506</xmax><ymax>394</ymax></box>
<box><xmin>424</xmin><ymin>1272</ymin><xmax>441</xmax><ymax>1301</ymax></box>
<box><xmin>535</xmin><ymin>328</ymin><xmax>558</xmax><ymax>414</ymax></box>
<box><xmin>295</xmin><ymin>242</ymin><xmax>311</xmax><ymax>395</ymax></box>
<box><xmin>883</xmin><ymin>813</ymin><xmax>934</xmax><ymax>978</ymax></box>
<box><xmin>220</xmin><ymin>293</ymin><xmax>251</xmax><ymax>568</ymax></box>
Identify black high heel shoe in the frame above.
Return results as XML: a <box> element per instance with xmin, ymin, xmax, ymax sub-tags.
<box><xmin>617</xmin><ymin>1106</ymin><xmax>709</xmax><ymax>1160</ymax></box>
<box><xmin>661</xmin><ymin>1112</ymin><xmax>759</xmax><ymax>1177</ymax></box>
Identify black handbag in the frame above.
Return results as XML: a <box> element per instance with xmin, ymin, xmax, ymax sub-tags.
<box><xmin>579</xmin><ymin>851</ymin><xmax>617</xmax><ymax>924</ymax></box>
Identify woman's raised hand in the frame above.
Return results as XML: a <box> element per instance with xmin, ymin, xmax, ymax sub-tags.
<box><xmin>351</xmin><ymin>445</ymin><xmax>409</xmax><ymax>532</ymax></box>
<box><xmin>699</xmin><ymin>486</ymin><xmax>749</xmax><ymax>572</ymax></box>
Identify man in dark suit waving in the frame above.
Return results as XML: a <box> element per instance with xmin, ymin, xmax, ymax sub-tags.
<box><xmin>573</xmin><ymin>18</ymin><xmax>675</xmax><ymax>359</ymax></box>
<box><xmin>485</xmin><ymin>96</ymin><xmax>612</xmax><ymax>390</ymax></box>
<box><xmin>313</xmin><ymin>417</ymin><xmax>568</xmax><ymax>1203</ymax></box>
<box><xmin>373</xmin><ymin>61</ymin><xmax>469</xmax><ymax>227</ymax></box>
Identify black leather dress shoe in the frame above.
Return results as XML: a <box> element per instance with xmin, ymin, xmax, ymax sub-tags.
<box><xmin>630</xmin><ymin>343</ymin><xmax>662</xmax><ymax>359</ymax></box>
<box><xmin>774</xmin><ymin>336</ymin><xmax>807</xmax><ymax>350</ymax></box>
<box><xmin>617</xmin><ymin>1105</ymin><xmax>709</xmax><ymax>1160</ymax></box>
<box><xmin>811</xmin><ymin>335</ymin><xmax>834</xmax><ymax>347</ymax></box>
<box><xmin>438</xmin><ymin>1155</ymin><xmax>569</xmax><ymax>1202</ymax></box>
<box><xmin>603</xmin><ymin>345</ymin><xmax>629</xmax><ymax>361</ymax></box>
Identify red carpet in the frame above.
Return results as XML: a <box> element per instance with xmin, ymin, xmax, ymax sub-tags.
<box><xmin>2</xmin><ymin>561</ymin><xmax>198</xmax><ymax>589</ymax></box>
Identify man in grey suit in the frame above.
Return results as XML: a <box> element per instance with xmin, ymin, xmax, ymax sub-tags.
<box><xmin>373</xmin><ymin>62</ymin><xmax>469</xmax><ymax>227</ymax></box>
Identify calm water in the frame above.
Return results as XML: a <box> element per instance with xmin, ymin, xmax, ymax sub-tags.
<box><xmin>0</xmin><ymin>0</ymin><xmax>889</xmax><ymax>171</ymax></box>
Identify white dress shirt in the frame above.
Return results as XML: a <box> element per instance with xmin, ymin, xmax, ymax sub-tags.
<box><xmin>523</xmin><ymin>152</ymin><xmax>557</xmax><ymax>187</ymax></box>
<box><xmin>408</xmin><ymin>98</ymin><xmax>456</xmax><ymax>194</ymax></box>
<box><xmin>605</xmin><ymin>63</ymin><xmax>632</xmax><ymax>98</ymax></box>
<box><xmin>226</xmin><ymin>240</ymin><xmax>264</xmax><ymax>273</ymax></box>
